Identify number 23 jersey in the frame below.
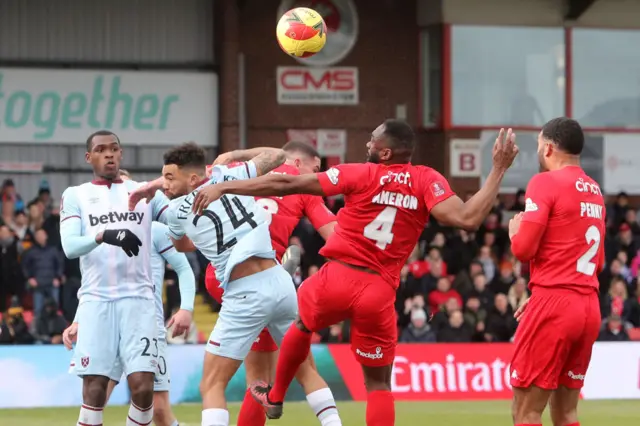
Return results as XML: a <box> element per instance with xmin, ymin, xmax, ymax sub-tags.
<box><xmin>166</xmin><ymin>162</ymin><xmax>275</xmax><ymax>288</ymax></box>
<box><xmin>521</xmin><ymin>166</ymin><xmax>605</xmax><ymax>292</ymax></box>
<box><xmin>316</xmin><ymin>162</ymin><xmax>455</xmax><ymax>288</ymax></box>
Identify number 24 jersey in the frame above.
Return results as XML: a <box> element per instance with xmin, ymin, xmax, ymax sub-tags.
<box><xmin>166</xmin><ymin>162</ymin><xmax>275</xmax><ymax>289</ymax></box>
<box><xmin>521</xmin><ymin>165</ymin><xmax>605</xmax><ymax>292</ymax></box>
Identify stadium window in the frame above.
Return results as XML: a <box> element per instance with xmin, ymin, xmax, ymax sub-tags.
<box><xmin>419</xmin><ymin>26</ymin><xmax>442</xmax><ymax>127</ymax></box>
<box><xmin>451</xmin><ymin>26</ymin><xmax>565</xmax><ymax>127</ymax></box>
<box><xmin>572</xmin><ymin>29</ymin><xmax>640</xmax><ymax>129</ymax></box>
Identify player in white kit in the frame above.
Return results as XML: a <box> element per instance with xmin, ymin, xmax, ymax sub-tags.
<box><xmin>133</xmin><ymin>142</ymin><xmax>297</xmax><ymax>426</ymax></box>
<box><xmin>60</xmin><ymin>131</ymin><xmax>172</xmax><ymax>426</ymax></box>
<box><xmin>64</xmin><ymin>169</ymin><xmax>196</xmax><ymax>426</ymax></box>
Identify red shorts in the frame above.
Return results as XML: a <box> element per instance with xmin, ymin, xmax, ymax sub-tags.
<box><xmin>298</xmin><ymin>261</ymin><xmax>397</xmax><ymax>367</ymax></box>
<box><xmin>204</xmin><ymin>263</ymin><xmax>278</xmax><ymax>352</ymax></box>
<box><xmin>510</xmin><ymin>286</ymin><xmax>601</xmax><ymax>390</ymax></box>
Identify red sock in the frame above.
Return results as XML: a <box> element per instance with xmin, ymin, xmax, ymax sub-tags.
<box><xmin>237</xmin><ymin>389</ymin><xmax>266</xmax><ymax>426</ymax></box>
<box><xmin>366</xmin><ymin>390</ymin><xmax>395</xmax><ymax>426</ymax></box>
<box><xmin>268</xmin><ymin>324</ymin><xmax>311</xmax><ymax>402</ymax></box>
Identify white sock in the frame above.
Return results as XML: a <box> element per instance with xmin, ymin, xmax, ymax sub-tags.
<box><xmin>306</xmin><ymin>388</ymin><xmax>342</xmax><ymax>426</ymax></box>
<box><xmin>77</xmin><ymin>404</ymin><xmax>103</xmax><ymax>426</ymax></box>
<box><xmin>170</xmin><ymin>421</ymin><xmax>180</xmax><ymax>426</ymax></box>
<box><xmin>126</xmin><ymin>402</ymin><xmax>154</xmax><ymax>426</ymax></box>
<box><xmin>202</xmin><ymin>408</ymin><xmax>229</xmax><ymax>426</ymax></box>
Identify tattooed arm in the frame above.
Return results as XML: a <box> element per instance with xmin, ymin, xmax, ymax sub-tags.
<box><xmin>249</xmin><ymin>148</ymin><xmax>286</xmax><ymax>176</ymax></box>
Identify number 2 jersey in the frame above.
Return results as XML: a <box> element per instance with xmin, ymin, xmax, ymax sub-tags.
<box><xmin>521</xmin><ymin>165</ymin><xmax>605</xmax><ymax>293</ymax></box>
<box><xmin>166</xmin><ymin>161</ymin><xmax>275</xmax><ymax>289</ymax></box>
<box><xmin>316</xmin><ymin>162</ymin><xmax>455</xmax><ymax>288</ymax></box>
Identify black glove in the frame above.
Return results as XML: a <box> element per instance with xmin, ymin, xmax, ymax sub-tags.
<box><xmin>102</xmin><ymin>229</ymin><xmax>142</xmax><ymax>257</ymax></box>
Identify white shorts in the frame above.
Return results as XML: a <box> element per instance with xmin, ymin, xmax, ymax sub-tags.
<box><xmin>207</xmin><ymin>265</ymin><xmax>297</xmax><ymax>360</ymax></box>
<box><xmin>70</xmin><ymin>297</ymin><xmax>157</xmax><ymax>378</ymax></box>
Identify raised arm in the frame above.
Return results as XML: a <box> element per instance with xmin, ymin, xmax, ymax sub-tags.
<box><xmin>430</xmin><ymin>128</ymin><xmax>518</xmax><ymax>231</ymax></box>
<box><xmin>60</xmin><ymin>188</ymin><xmax>102</xmax><ymax>259</ymax></box>
<box><xmin>213</xmin><ymin>147</ymin><xmax>285</xmax><ymax>172</ymax></box>
<box><xmin>247</xmin><ymin>148</ymin><xmax>286</xmax><ymax>176</ymax></box>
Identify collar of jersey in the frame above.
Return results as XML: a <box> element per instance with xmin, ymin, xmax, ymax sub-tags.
<box><xmin>92</xmin><ymin>178</ymin><xmax>124</xmax><ymax>187</ymax></box>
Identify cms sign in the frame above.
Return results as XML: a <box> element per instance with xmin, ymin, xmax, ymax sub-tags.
<box><xmin>277</xmin><ymin>66</ymin><xmax>358</xmax><ymax>105</ymax></box>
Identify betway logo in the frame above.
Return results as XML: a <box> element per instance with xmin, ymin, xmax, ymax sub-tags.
<box><xmin>89</xmin><ymin>212</ymin><xmax>144</xmax><ymax>226</ymax></box>
<box><xmin>391</xmin><ymin>354</ymin><xmax>512</xmax><ymax>393</ymax></box>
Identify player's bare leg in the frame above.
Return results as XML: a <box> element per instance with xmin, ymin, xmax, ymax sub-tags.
<box><xmin>201</xmin><ymin>352</ymin><xmax>243</xmax><ymax>426</ymax></box>
<box><xmin>126</xmin><ymin>371</ymin><xmax>155</xmax><ymax>426</ymax></box>
<box><xmin>549</xmin><ymin>386</ymin><xmax>581</xmax><ymax>426</ymax></box>
<box><xmin>361</xmin><ymin>364</ymin><xmax>395</xmax><ymax>426</ymax></box>
<box><xmin>77</xmin><ymin>375</ymin><xmax>109</xmax><ymax>426</ymax></box>
<box><xmin>512</xmin><ymin>386</ymin><xmax>552</xmax><ymax>426</ymax></box>
<box><xmin>296</xmin><ymin>353</ymin><xmax>342</xmax><ymax>425</ymax></box>
<box><xmin>153</xmin><ymin>391</ymin><xmax>179</xmax><ymax>426</ymax></box>
<box><xmin>238</xmin><ymin>350</ymin><xmax>274</xmax><ymax>426</ymax></box>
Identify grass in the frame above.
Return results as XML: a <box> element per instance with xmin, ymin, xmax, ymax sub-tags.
<box><xmin>1</xmin><ymin>400</ymin><xmax>638</xmax><ymax>426</ymax></box>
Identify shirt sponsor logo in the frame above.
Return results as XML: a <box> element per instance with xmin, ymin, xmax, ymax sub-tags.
<box><xmin>88</xmin><ymin>211</ymin><xmax>145</xmax><ymax>226</ymax></box>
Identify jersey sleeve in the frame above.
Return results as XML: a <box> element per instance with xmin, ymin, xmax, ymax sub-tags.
<box><xmin>316</xmin><ymin>163</ymin><xmax>371</xmax><ymax>197</ymax></box>
<box><xmin>521</xmin><ymin>173</ymin><xmax>554</xmax><ymax>226</ymax></box>
<box><xmin>303</xmin><ymin>195</ymin><xmax>336</xmax><ymax>229</ymax></box>
<box><xmin>152</xmin><ymin>222</ymin><xmax>176</xmax><ymax>257</ymax></box>
<box><xmin>165</xmin><ymin>205</ymin><xmax>186</xmax><ymax>240</ymax></box>
<box><xmin>60</xmin><ymin>187</ymin><xmax>100</xmax><ymax>259</ymax></box>
<box><xmin>422</xmin><ymin>169</ymin><xmax>456</xmax><ymax>210</ymax></box>
<box><xmin>210</xmin><ymin>161</ymin><xmax>258</xmax><ymax>182</ymax></box>
<box><xmin>150</xmin><ymin>189</ymin><xmax>170</xmax><ymax>224</ymax></box>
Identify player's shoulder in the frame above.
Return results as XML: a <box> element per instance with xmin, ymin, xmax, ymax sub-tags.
<box><xmin>152</xmin><ymin>221</ymin><xmax>170</xmax><ymax>234</ymax></box>
<box><xmin>408</xmin><ymin>164</ymin><xmax>445</xmax><ymax>178</ymax></box>
<box><xmin>62</xmin><ymin>182</ymin><xmax>94</xmax><ymax>200</ymax></box>
<box><xmin>123</xmin><ymin>180</ymin><xmax>145</xmax><ymax>190</ymax></box>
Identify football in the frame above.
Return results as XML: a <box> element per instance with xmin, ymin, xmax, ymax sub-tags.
<box><xmin>276</xmin><ymin>7</ymin><xmax>327</xmax><ymax>58</ymax></box>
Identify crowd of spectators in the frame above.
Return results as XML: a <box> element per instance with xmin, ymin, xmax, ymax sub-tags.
<box><xmin>2</xmin><ymin>177</ymin><xmax>640</xmax><ymax>346</ymax></box>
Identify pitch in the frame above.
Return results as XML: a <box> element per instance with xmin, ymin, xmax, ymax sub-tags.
<box><xmin>1</xmin><ymin>400</ymin><xmax>637</xmax><ymax>426</ymax></box>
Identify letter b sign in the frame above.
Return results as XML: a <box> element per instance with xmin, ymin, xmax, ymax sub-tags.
<box><xmin>450</xmin><ymin>140</ymin><xmax>480</xmax><ymax>177</ymax></box>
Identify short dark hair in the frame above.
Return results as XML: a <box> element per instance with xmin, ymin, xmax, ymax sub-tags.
<box><xmin>541</xmin><ymin>117</ymin><xmax>584</xmax><ymax>155</ymax></box>
<box><xmin>86</xmin><ymin>130</ymin><xmax>120</xmax><ymax>152</ymax></box>
<box><xmin>163</xmin><ymin>142</ymin><xmax>207</xmax><ymax>169</ymax></box>
<box><xmin>382</xmin><ymin>119</ymin><xmax>415</xmax><ymax>155</ymax></box>
<box><xmin>282</xmin><ymin>141</ymin><xmax>320</xmax><ymax>158</ymax></box>
<box><xmin>119</xmin><ymin>169</ymin><xmax>131</xmax><ymax>179</ymax></box>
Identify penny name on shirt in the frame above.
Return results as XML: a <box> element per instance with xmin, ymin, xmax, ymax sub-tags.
<box><xmin>580</xmin><ymin>202</ymin><xmax>603</xmax><ymax>219</ymax></box>
<box><xmin>372</xmin><ymin>191</ymin><xmax>418</xmax><ymax>210</ymax></box>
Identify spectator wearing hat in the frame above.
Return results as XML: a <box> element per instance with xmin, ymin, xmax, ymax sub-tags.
<box><xmin>400</xmin><ymin>308</ymin><xmax>436</xmax><ymax>343</ymax></box>
<box><xmin>598</xmin><ymin>314</ymin><xmax>629</xmax><ymax>342</ymax></box>
<box><xmin>607</xmin><ymin>222</ymin><xmax>638</xmax><ymax>265</ymax></box>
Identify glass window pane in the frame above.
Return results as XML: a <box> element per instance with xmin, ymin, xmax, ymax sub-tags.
<box><xmin>452</xmin><ymin>26</ymin><xmax>565</xmax><ymax>127</ymax></box>
<box><xmin>420</xmin><ymin>26</ymin><xmax>442</xmax><ymax>127</ymax></box>
<box><xmin>573</xmin><ymin>29</ymin><xmax>640</xmax><ymax>128</ymax></box>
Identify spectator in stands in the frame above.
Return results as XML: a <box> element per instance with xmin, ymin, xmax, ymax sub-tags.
<box><xmin>437</xmin><ymin>310</ymin><xmax>472</xmax><ymax>343</ymax></box>
<box><xmin>0</xmin><ymin>179</ymin><xmax>24</xmax><ymax>214</ymax></box>
<box><xmin>1</xmin><ymin>198</ymin><xmax>15</xmax><ymax>228</ymax></box>
<box><xmin>428</xmin><ymin>276</ymin><xmax>462</xmax><ymax>314</ymax></box>
<box><xmin>600</xmin><ymin>257</ymin><xmax>624</xmax><ymax>295</ymax></box>
<box><xmin>608</xmin><ymin>223</ymin><xmax>638</xmax><ymax>265</ymax></box>
<box><xmin>42</xmin><ymin>204</ymin><xmax>61</xmax><ymax>249</ymax></box>
<box><xmin>601</xmin><ymin>276</ymin><xmax>634</xmax><ymax>324</ymax></box>
<box><xmin>400</xmin><ymin>308</ymin><xmax>436</xmax><ymax>343</ymax></box>
<box><xmin>470</xmin><ymin>273</ymin><xmax>494</xmax><ymax>311</ymax></box>
<box><xmin>616</xmin><ymin>251</ymin><xmax>633</xmax><ymax>283</ymax></box>
<box><xmin>452</xmin><ymin>260</ymin><xmax>483</xmax><ymax>300</ymax></box>
<box><xmin>510</xmin><ymin>189</ymin><xmax>526</xmax><ymax>211</ymax></box>
<box><xmin>447</xmin><ymin>229</ymin><xmax>479</xmax><ymax>276</ymax></box>
<box><xmin>624</xmin><ymin>209</ymin><xmax>640</xmax><ymax>235</ymax></box>
<box><xmin>0</xmin><ymin>225</ymin><xmax>23</xmax><ymax>311</ymax></box>
<box><xmin>490</xmin><ymin>261</ymin><xmax>517</xmax><ymax>295</ymax></box>
<box><xmin>398</xmin><ymin>293</ymin><xmax>429</xmax><ymax>330</ymax></box>
<box><xmin>11</xmin><ymin>211</ymin><xmax>34</xmax><ymax>252</ymax></box>
<box><xmin>477</xmin><ymin>211</ymin><xmax>508</xmax><ymax>254</ymax></box>
<box><xmin>34</xmin><ymin>181</ymin><xmax>53</xmax><ymax>219</ymax></box>
<box><xmin>476</xmin><ymin>245</ymin><xmax>497</xmax><ymax>281</ymax></box>
<box><xmin>598</xmin><ymin>314</ymin><xmax>630</xmax><ymax>342</ymax></box>
<box><xmin>62</xmin><ymin>257</ymin><xmax>81</xmax><ymax>323</ymax></box>
<box><xmin>508</xmin><ymin>277</ymin><xmax>530</xmax><ymax>312</ymax></box>
<box><xmin>33</xmin><ymin>297</ymin><xmax>66</xmax><ymax>344</ymax></box>
<box><xmin>608</xmin><ymin>191</ymin><xmax>630</xmax><ymax>231</ymax></box>
<box><xmin>0</xmin><ymin>298</ymin><xmax>34</xmax><ymax>344</ymax></box>
<box><xmin>319</xmin><ymin>321</ymin><xmax>350</xmax><ymax>343</ymax></box>
<box><xmin>27</xmin><ymin>200</ymin><xmax>44</xmax><ymax>233</ymax></box>
<box><xmin>484</xmin><ymin>294</ymin><xmax>516</xmax><ymax>342</ymax></box>
<box><xmin>426</xmin><ymin>246</ymin><xmax>448</xmax><ymax>277</ymax></box>
<box><xmin>431</xmin><ymin>297</ymin><xmax>461</xmax><ymax>332</ymax></box>
<box><xmin>463</xmin><ymin>296</ymin><xmax>487</xmax><ymax>341</ymax></box>
<box><xmin>21</xmin><ymin>229</ymin><xmax>64</xmax><ymax>315</ymax></box>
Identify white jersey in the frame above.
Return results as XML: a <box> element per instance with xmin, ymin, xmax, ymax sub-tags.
<box><xmin>150</xmin><ymin>222</ymin><xmax>175</xmax><ymax>333</ymax></box>
<box><xmin>60</xmin><ymin>179</ymin><xmax>169</xmax><ymax>302</ymax></box>
<box><xmin>166</xmin><ymin>162</ymin><xmax>275</xmax><ymax>289</ymax></box>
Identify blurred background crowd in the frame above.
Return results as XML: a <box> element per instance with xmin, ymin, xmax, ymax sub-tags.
<box><xmin>2</xmin><ymin>177</ymin><xmax>639</xmax><ymax>346</ymax></box>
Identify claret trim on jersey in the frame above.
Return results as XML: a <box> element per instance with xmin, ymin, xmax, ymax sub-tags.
<box><xmin>91</xmin><ymin>178</ymin><xmax>124</xmax><ymax>188</ymax></box>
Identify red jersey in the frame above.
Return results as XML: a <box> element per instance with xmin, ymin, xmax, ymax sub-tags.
<box><xmin>521</xmin><ymin>166</ymin><xmax>605</xmax><ymax>292</ymax></box>
<box><xmin>316</xmin><ymin>163</ymin><xmax>455</xmax><ymax>287</ymax></box>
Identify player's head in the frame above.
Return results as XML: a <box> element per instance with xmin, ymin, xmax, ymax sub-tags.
<box><xmin>537</xmin><ymin>117</ymin><xmax>584</xmax><ymax>172</ymax></box>
<box><xmin>119</xmin><ymin>169</ymin><xmax>131</xmax><ymax>181</ymax></box>
<box><xmin>86</xmin><ymin>130</ymin><xmax>122</xmax><ymax>180</ymax></box>
<box><xmin>283</xmin><ymin>141</ymin><xmax>321</xmax><ymax>174</ymax></box>
<box><xmin>162</xmin><ymin>142</ymin><xmax>207</xmax><ymax>199</ymax></box>
<box><xmin>366</xmin><ymin>119</ymin><xmax>415</xmax><ymax>164</ymax></box>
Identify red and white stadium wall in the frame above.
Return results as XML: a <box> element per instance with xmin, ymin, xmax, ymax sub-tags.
<box><xmin>0</xmin><ymin>343</ymin><xmax>638</xmax><ymax>408</ymax></box>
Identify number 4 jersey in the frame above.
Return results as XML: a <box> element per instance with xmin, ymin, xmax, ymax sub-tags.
<box><xmin>521</xmin><ymin>165</ymin><xmax>605</xmax><ymax>292</ymax></box>
<box><xmin>316</xmin><ymin>162</ymin><xmax>455</xmax><ymax>288</ymax></box>
<box><xmin>166</xmin><ymin>162</ymin><xmax>275</xmax><ymax>289</ymax></box>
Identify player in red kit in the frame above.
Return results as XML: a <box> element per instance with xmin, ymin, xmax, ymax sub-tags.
<box><xmin>508</xmin><ymin>117</ymin><xmax>604</xmax><ymax>426</ymax></box>
<box><xmin>205</xmin><ymin>142</ymin><xmax>342</xmax><ymax>426</ymax></box>
<box><xmin>193</xmin><ymin>119</ymin><xmax>519</xmax><ymax>426</ymax></box>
